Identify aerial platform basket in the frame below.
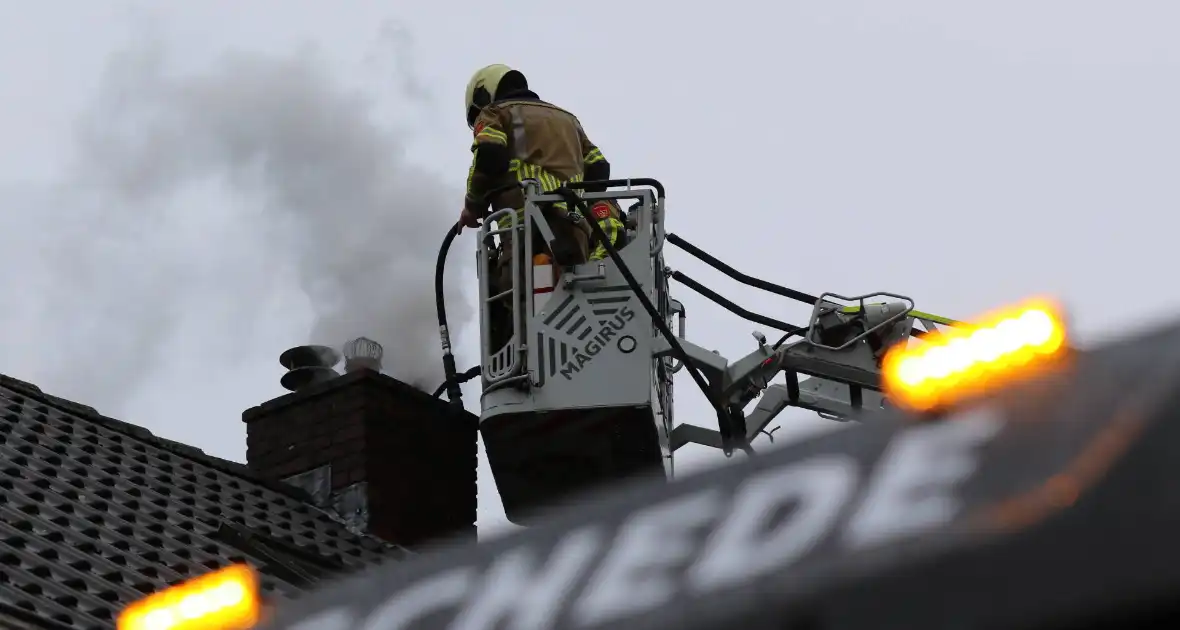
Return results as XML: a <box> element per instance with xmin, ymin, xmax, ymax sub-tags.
<box><xmin>476</xmin><ymin>181</ymin><xmax>675</xmax><ymax>524</ymax></box>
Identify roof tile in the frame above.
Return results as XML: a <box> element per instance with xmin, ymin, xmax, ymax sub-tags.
<box><xmin>0</xmin><ymin>375</ymin><xmax>407</xmax><ymax>629</ymax></box>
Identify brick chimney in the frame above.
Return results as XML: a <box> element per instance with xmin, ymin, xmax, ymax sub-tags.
<box><xmin>243</xmin><ymin>343</ymin><xmax>478</xmax><ymax>549</ymax></box>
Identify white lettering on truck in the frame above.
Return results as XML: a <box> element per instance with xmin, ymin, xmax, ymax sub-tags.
<box><xmin>362</xmin><ymin>568</ymin><xmax>474</xmax><ymax>630</ymax></box>
<box><xmin>277</xmin><ymin>405</ymin><xmax>1003</xmax><ymax>630</ymax></box>
<box><xmin>573</xmin><ymin>491</ymin><xmax>720</xmax><ymax>626</ymax></box>
<box><xmin>286</xmin><ymin>608</ymin><xmax>352</xmax><ymax>630</ymax></box>
<box><xmin>687</xmin><ymin>456</ymin><xmax>859</xmax><ymax>592</ymax></box>
<box><xmin>844</xmin><ymin>407</ymin><xmax>1002</xmax><ymax>549</ymax></box>
<box><xmin>452</xmin><ymin>526</ymin><xmax>604</xmax><ymax>630</ymax></box>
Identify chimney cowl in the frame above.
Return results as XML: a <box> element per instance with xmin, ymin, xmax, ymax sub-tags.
<box><xmin>279</xmin><ymin>345</ymin><xmax>341</xmax><ymax>392</ymax></box>
<box><xmin>343</xmin><ymin>337</ymin><xmax>383</xmax><ymax>373</ymax></box>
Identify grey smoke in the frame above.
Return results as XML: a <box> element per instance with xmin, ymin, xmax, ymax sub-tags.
<box><xmin>0</xmin><ymin>37</ymin><xmax>471</xmax><ymax>409</ymax></box>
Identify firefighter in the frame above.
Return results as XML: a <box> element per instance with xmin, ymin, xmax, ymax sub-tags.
<box><xmin>457</xmin><ymin>64</ymin><xmax>611</xmax><ymax>351</ymax></box>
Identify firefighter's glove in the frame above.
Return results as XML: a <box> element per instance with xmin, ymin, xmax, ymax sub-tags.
<box><xmin>457</xmin><ymin>206</ymin><xmax>483</xmax><ymax>233</ymax></box>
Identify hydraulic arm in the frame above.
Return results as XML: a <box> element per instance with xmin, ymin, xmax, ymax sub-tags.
<box><xmin>553</xmin><ymin>188</ymin><xmax>964</xmax><ymax>458</ymax></box>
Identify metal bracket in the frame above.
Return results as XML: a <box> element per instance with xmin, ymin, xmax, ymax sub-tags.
<box><xmin>666</xmin><ymin>298</ymin><xmax>686</xmax><ymax>375</ymax></box>
<box><xmin>562</xmin><ymin>262</ymin><xmax>607</xmax><ymax>286</ymax></box>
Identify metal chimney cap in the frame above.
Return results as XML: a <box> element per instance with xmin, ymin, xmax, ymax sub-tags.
<box><xmin>279</xmin><ymin>345</ymin><xmax>341</xmax><ymax>371</ymax></box>
<box><xmin>280</xmin><ymin>366</ymin><xmax>340</xmax><ymax>392</ymax></box>
<box><xmin>343</xmin><ymin>337</ymin><xmax>383</xmax><ymax>361</ymax></box>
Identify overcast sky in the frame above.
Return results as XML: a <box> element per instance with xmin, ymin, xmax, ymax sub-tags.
<box><xmin>2</xmin><ymin>1</ymin><xmax>1179</xmax><ymax>537</ymax></box>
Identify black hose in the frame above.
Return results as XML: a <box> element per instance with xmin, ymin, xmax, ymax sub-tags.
<box><xmin>671</xmin><ymin>270</ymin><xmax>805</xmax><ymax>337</ymax></box>
<box><xmin>432</xmin><ymin>182</ymin><xmax>535</xmax><ymax>406</ymax></box>
<box><xmin>667</xmin><ymin>232</ymin><xmax>935</xmax><ymax>342</ymax></box>
<box><xmin>555</xmin><ymin>188</ymin><xmax>741</xmax><ymax>452</ymax></box>
<box><xmin>433</xmin><ymin>365</ymin><xmax>482</xmax><ymax>398</ymax></box>
<box><xmin>666</xmin><ymin>232</ymin><xmax>820</xmax><ymax>305</ymax></box>
<box><xmin>435</xmin><ymin>223</ymin><xmax>465</xmax><ymax>408</ymax></box>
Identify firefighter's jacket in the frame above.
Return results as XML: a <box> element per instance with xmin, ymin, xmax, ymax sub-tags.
<box><xmin>464</xmin><ymin>90</ymin><xmax>608</xmax><ymax>230</ymax></box>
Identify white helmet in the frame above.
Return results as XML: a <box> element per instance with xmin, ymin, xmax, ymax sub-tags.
<box><xmin>464</xmin><ymin>64</ymin><xmax>519</xmax><ymax>128</ymax></box>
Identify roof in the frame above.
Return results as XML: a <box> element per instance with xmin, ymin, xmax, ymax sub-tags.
<box><xmin>0</xmin><ymin>373</ymin><xmax>409</xmax><ymax>630</ymax></box>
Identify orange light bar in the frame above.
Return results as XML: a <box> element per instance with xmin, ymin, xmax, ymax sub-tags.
<box><xmin>882</xmin><ymin>298</ymin><xmax>1069</xmax><ymax>413</ymax></box>
<box><xmin>117</xmin><ymin>564</ymin><xmax>261</xmax><ymax>630</ymax></box>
